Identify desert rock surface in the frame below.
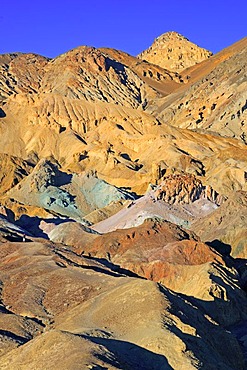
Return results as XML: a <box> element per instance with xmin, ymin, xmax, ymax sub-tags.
<box><xmin>138</xmin><ymin>31</ymin><xmax>212</xmax><ymax>72</ymax></box>
<box><xmin>0</xmin><ymin>31</ymin><xmax>247</xmax><ymax>369</ymax></box>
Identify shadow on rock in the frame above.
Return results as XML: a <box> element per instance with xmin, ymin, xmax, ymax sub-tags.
<box><xmin>0</xmin><ymin>108</ymin><xmax>6</xmax><ymax>118</ymax></box>
<box><xmin>80</xmin><ymin>334</ymin><xmax>172</xmax><ymax>370</ymax></box>
<box><xmin>52</xmin><ymin>169</ymin><xmax>72</xmax><ymax>187</ymax></box>
<box><xmin>158</xmin><ymin>284</ymin><xmax>245</xmax><ymax>369</ymax></box>
<box><xmin>207</xmin><ymin>239</ymin><xmax>232</xmax><ymax>256</ymax></box>
<box><xmin>234</xmin><ymin>258</ymin><xmax>247</xmax><ymax>292</ymax></box>
<box><xmin>16</xmin><ymin>216</ymin><xmax>74</xmax><ymax>238</ymax></box>
<box><xmin>0</xmin><ymin>227</ymin><xmax>32</xmax><ymax>242</ymax></box>
<box><xmin>0</xmin><ymin>329</ymin><xmax>30</xmax><ymax>344</ymax></box>
<box><xmin>170</xmin><ymin>261</ymin><xmax>247</xmax><ymax>327</ymax></box>
<box><xmin>84</xmin><ymin>255</ymin><xmax>146</xmax><ymax>279</ymax></box>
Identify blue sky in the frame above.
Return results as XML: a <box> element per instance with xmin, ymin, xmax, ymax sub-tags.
<box><xmin>0</xmin><ymin>0</ymin><xmax>246</xmax><ymax>58</ymax></box>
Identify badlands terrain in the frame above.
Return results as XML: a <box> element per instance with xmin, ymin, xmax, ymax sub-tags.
<box><xmin>0</xmin><ymin>31</ymin><xmax>247</xmax><ymax>369</ymax></box>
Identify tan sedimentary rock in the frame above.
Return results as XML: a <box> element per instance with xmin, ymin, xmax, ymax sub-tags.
<box><xmin>153</xmin><ymin>173</ymin><xmax>224</xmax><ymax>205</ymax></box>
<box><xmin>0</xmin><ymin>239</ymin><xmax>244</xmax><ymax>369</ymax></box>
<box><xmin>138</xmin><ymin>31</ymin><xmax>212</xmax><ymax>72</ymax></box>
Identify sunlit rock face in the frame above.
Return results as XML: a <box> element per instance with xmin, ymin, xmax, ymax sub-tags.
<box><xmin>138</xmin><ymin>31</ymin><xmax>212</xmax><ymax>72</ymax></box>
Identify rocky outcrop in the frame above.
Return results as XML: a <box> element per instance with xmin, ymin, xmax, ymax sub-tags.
<box><xmin>0</xmin><ymin>53</ymin><xmax>48</xmax><ymax>101</ymax></box>
<box><xmin>138</xmin><ymin>31</ymin><xmax>212</xmax><ymax>72</ymax></box>
<box><xmin>153</xmin><ymin>173</ymin><xmax>224</xmax><ymax>205</ymax></box>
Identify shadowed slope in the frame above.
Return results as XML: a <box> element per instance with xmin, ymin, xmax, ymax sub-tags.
<box><xmin>192</xmin><ymin>191</ymin><xmax>247</xmax><ymax>258</ymax></box>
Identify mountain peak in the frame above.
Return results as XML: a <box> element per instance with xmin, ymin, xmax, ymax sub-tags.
<box><xmin>156</xmin><ymin>31</ymin><xmax>189</xmax><ymax>41</ymax></box>
<box><xmin>138</xmin><ymin>31</ymin><xmax>212</xmax><ymax>72</ymax></box>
